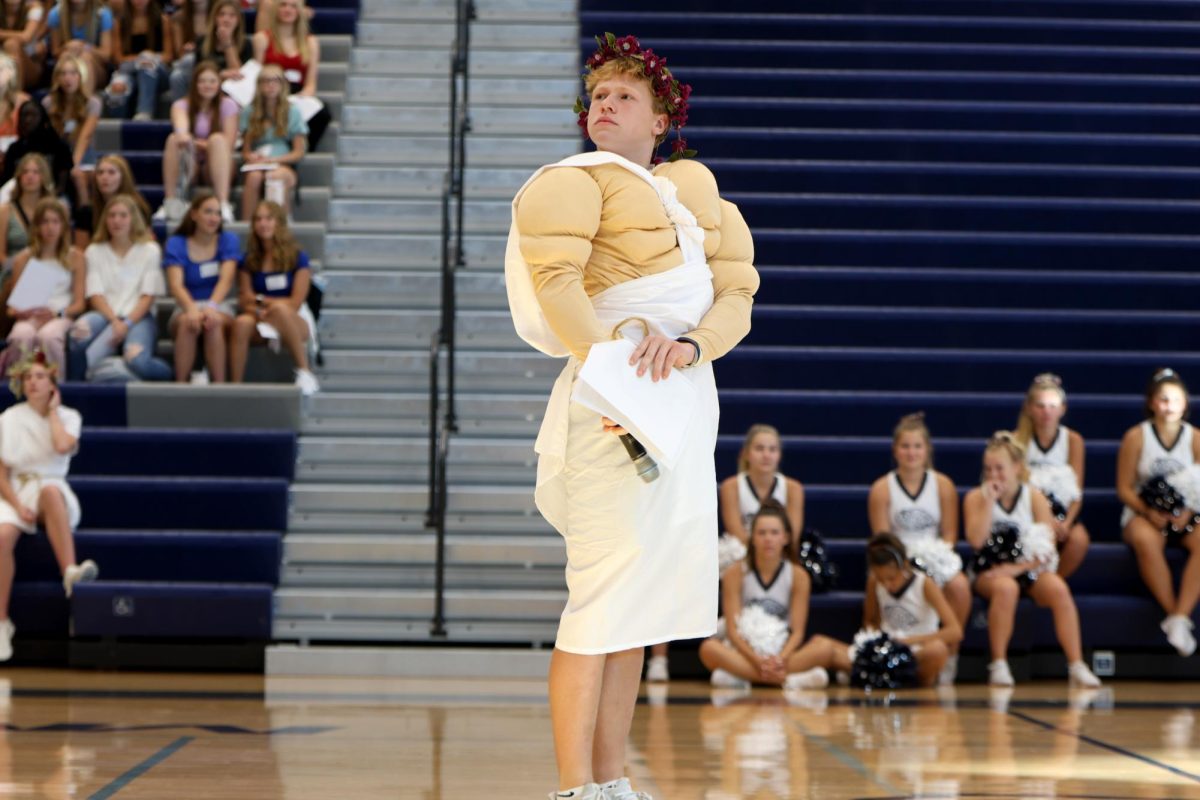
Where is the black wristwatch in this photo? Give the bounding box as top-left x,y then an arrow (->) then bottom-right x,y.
677,336 -> 701,367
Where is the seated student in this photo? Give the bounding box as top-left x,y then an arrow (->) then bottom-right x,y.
963,431 -> 1101,688
5,198 -> 84,369
76,154 -> 152,248
42,56 -> 100,219
156,60 -> 237,224
229,199 -> 317,394
698,502 -> 828,691
238,64 -> 305,220
167,0 -> 252,102
164,191 -> 238,382
103,0 -> 173,121
0,348 -> 99,661
0,102 -> 73,196
0,53 -> 28,156
47,0 -> 114,93
1014,373 -> 1090,579
783,533 -> 963,688
0,153 -> 55,275
252,0 -> 328,150
68,194 -> 170,380
866,412 -> 970,685
1116,368 -> 1200,657
0,0 -> 47,91
164,0 -> 201,99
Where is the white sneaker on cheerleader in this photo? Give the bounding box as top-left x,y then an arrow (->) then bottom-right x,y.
1068,660 -> 1101,688
0,619 -> 14,661
550,784 -> 601,800
599,777 -> 651,800
1162,615 -> 1197,657
783,667 -> 829,690
63,560 -> 99,598
937,654 -> 958,686
988,659 -> 1015,687
709,668 -> 749,689
644,655 -> 669,682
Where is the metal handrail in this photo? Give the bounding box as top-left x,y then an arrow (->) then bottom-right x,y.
426,0 -> 474,638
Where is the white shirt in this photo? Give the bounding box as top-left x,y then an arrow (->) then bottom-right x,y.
876,570 -> 939,638
741,561 -> 793,622
1136,420 -> 1194,484
737,471 -> 790,533
0,403 -> 80,479
888,469 -> 941,547
993,483 -> 1034,534
1027,426 -> 1071,468
84,241 -> 164,319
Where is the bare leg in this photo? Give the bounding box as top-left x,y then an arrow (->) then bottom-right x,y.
1057,523 -> 1090,579
1027,572 -> 1083,663
943,572 -> 972,655
591,648 -> 643,784
649,643 -> 668,659
162,133 -> 181,201
0,525 -> 20,620
38,487 -> 74,572
267,166 -> 296,215
262,304 -> 310,370
205,134 -> 233,204
242,171 -> 264,220
975,571 -> 1020,662
549,648 -> 605,790
1124,517 -> 1176,614
914,639 -> 949,687
202,317 -> 231,383
1174,531 -> 1200,619
172,315 -> 199,382
698,638 -> 761,683
228,314 -> 257,383
783,634 -> 852,675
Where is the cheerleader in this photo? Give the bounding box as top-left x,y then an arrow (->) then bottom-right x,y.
1116,368 -> 1200,657
698,502 -> 826,690
646,423 -> 802,682
963,432 -> 1100,687
778,533 -> 962,688
866,412 -> 969,684
1013,373 -> 1090,578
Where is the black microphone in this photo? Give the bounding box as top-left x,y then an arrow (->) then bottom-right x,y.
618,433 -> 660,483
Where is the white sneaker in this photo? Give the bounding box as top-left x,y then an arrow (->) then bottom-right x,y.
0,619 -> 14,662
220,201 -> 234,224
152,203 -> 169,222
132,111 -> 153,121
63,559 -> 99,598
599,777 -> 651,800
989,685 -> 1014,713
1162,615 -> 1197,657
550,784 -> 602,800
710,668 -> 749,689
783,666 -> 829,690
1067,660 -> 1101,688
645,655 -> 669,682
294,368 -> 320,397
937,654 -> 958,686
190,368 -> 209,385
988,659 -> 1015,687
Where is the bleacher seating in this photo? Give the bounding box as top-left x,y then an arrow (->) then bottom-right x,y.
582,0 -> 1200,673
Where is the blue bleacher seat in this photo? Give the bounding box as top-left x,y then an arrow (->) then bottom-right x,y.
71,582 -> 274,638
72,429 -> 297,481
70,477 -> 289,531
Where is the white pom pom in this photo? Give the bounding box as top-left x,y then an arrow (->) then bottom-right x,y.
1166,466 -> 1200,512
907,537 -> 963,587
735,604 -> 789,657
717,533 -> 748,574
1019,522 -> 1060,578
848,626 -> 882,662
1029,464 -> 1081,508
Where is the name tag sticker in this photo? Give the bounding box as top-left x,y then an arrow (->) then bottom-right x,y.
284,69 -> 302,84
265,273 -> 288,291
199,261 -> 219,278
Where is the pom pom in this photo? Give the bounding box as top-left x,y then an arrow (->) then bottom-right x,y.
1020,522 -> 1059,579
848,629 -> 918,690
1140,474 -> 1184,516
735,604 -> 789,658
907,537 -> 963,587
1166,466 -> 1200,513
797,527 -> 839,594
1029,464 -> 1081,517
971,521 -> 1023,575
717,533 -> 747,574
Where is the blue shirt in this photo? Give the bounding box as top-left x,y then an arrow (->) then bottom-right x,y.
163,232 -> 240,301
239,104 -> 307,159
241,250 -> 310,297
47,5 -> 112,43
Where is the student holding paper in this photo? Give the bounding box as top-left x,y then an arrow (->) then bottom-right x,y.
238,64 -> 304,221
506,34 -> 757,800
167,0 -> 251,102
252,0 -> 327,150
5,198 -> 84,370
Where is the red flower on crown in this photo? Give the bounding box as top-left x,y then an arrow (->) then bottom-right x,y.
574,33 -> 696,163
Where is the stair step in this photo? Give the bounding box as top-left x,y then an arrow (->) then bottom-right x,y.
324,232 -> 505,268
351,46 -> 577,77
357,21 -> 575,48
333,166 -> 530,199
337,133 -> 579,168
342,104 -> 576,136
320,270 -> 504,309
328,198 -> 509,234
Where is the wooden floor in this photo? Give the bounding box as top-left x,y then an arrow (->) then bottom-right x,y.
0,669 -> 1197,798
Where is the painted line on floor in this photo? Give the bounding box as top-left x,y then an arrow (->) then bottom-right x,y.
88,736 -> 194,799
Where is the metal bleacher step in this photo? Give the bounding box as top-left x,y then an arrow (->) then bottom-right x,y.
337,134 -> 579,168
358,21 -> 574,49
332,166 -> 533,199
360,0 -> 573,23
321,270 -> 504,309
275,586 -> 564,621
266,645 -> 552,678
348,75 -> 576,106
318,308 -> 520,349
324,231 -> 504,268
342,104 -> 575,137
297,435 -> 535,483
328,198 -> 509,233
315,352 -> 557,394
351,46 -> 577,78
299,390 -> 549,436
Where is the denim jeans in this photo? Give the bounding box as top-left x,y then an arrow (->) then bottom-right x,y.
106,60 -> 170,118
168,53 -> 195,102
69,310 -> 171,381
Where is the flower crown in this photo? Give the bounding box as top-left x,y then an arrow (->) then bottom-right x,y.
573,33 -> 695,163
7,347 -> 57,398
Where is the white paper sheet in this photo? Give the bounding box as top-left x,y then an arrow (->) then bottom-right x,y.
288,95 -> 324,122
8,258 -> 71,311
240,162 -> 280,172
573,338 -> 698,471
222,59 -> 261,107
